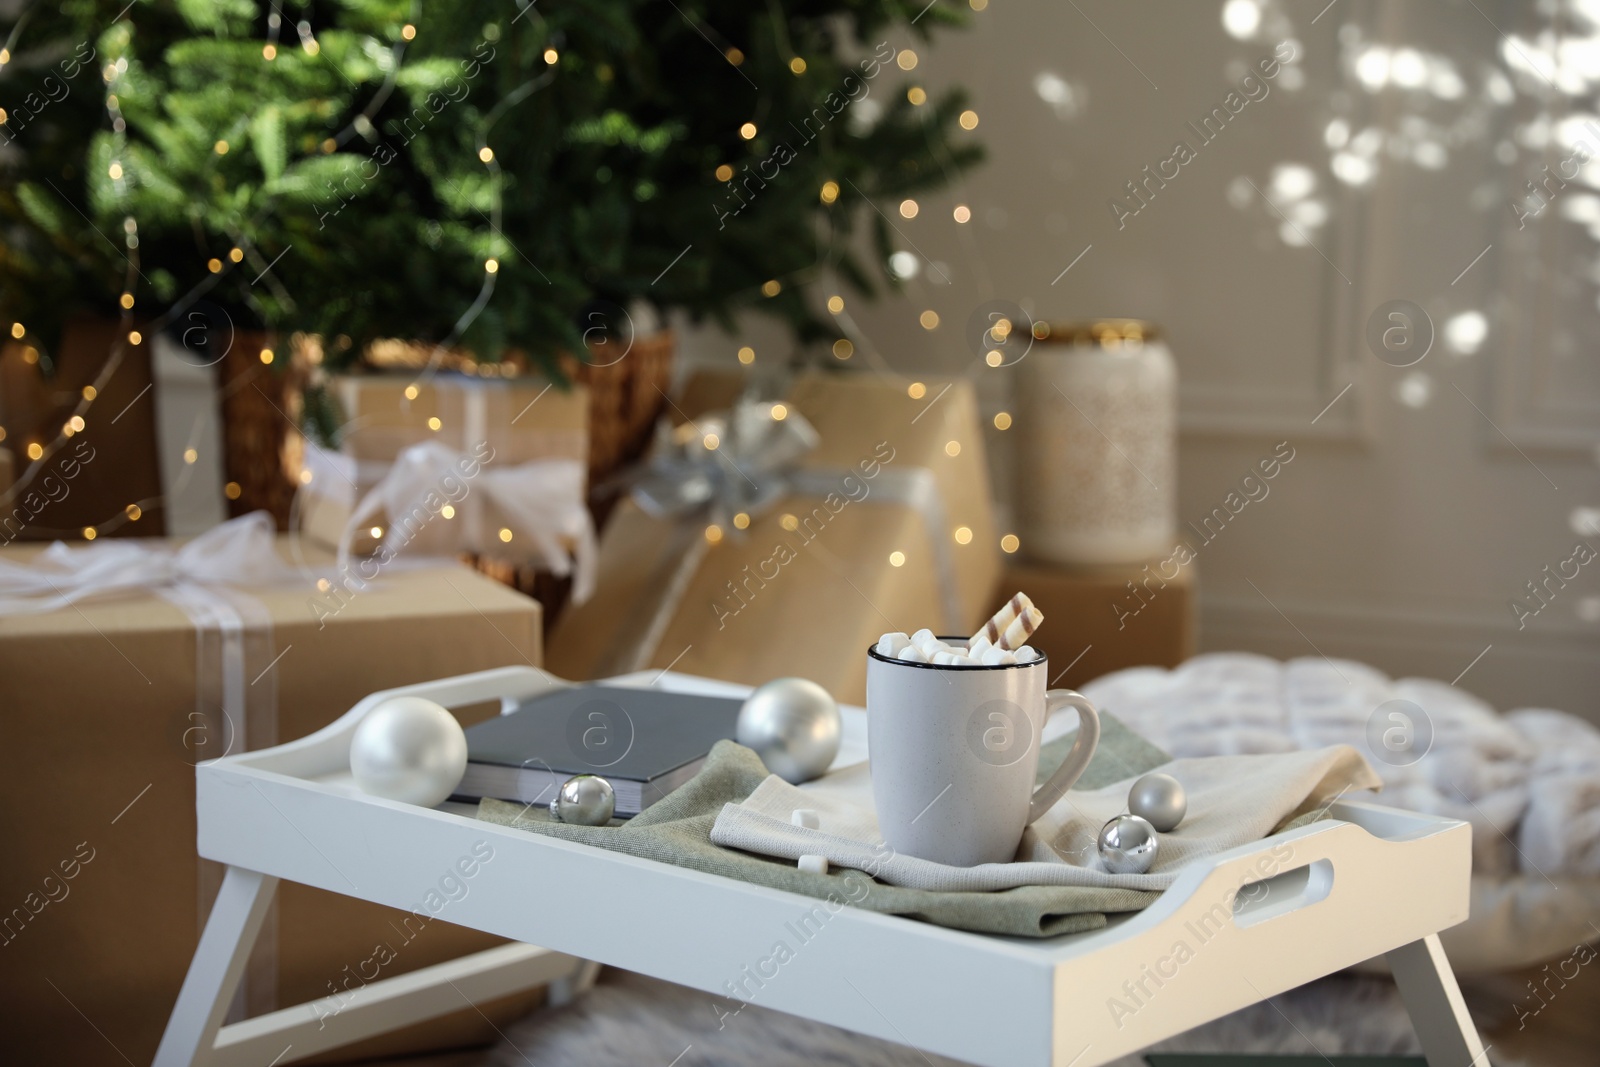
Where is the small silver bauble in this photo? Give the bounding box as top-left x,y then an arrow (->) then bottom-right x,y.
550,774 -> 616,826
1127,771 -> 1187,832
736,677 -> 842,784
349,696 -> 468,807
1097,814 -> 1160,875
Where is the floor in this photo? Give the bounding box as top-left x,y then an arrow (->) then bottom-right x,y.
342,1056 -> 484,1067
1476,961 -> 1600,1067
329,961 -> 1600,1067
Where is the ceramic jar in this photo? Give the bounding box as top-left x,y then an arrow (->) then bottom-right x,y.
1014,319 -> 1176,565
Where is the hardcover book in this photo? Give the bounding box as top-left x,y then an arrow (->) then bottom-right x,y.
454,685 -> 744,817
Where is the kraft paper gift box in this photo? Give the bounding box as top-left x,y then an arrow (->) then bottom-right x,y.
300,373 -> 590,559
549,370 -> 1003,703
0,521 -> 545,1066
992,559 -> 1197,691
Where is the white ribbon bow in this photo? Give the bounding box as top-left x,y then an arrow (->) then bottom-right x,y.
0,511 -> 295,615
337,440 -> 598,604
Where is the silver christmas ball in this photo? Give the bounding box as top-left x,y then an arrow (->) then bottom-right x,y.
1128,772 -> 1187,832
550,774 -> 615,826
1098,814 -> 1160,875
350,696 -> 468,807
736,677 -> 842,784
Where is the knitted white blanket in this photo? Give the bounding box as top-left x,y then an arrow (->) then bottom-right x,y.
1080,653 -> 1600,879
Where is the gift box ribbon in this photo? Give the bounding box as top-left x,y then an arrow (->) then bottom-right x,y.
599,398 -> 962,675
0,511 -> 294,1013
307,439 -> 599,603
0,511 -> 294,810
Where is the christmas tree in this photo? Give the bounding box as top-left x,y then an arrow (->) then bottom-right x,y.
0,0 -> 983,371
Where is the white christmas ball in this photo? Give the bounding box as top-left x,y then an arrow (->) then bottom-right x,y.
736,677 -> 842,784
350,696 -> 468,807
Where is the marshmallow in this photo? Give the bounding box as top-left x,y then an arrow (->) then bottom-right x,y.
980,646 -> 1017,666
876,632 -> 912,657
798,854 -> 829,874
791,808 -> 820,829
894,619 -> 1035,667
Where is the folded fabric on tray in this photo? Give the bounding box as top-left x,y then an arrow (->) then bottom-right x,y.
475,712 -> 1380,937
477,713 -> 1169,938
709,744 -> 1380,893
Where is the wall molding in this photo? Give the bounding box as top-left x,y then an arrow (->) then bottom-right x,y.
1200,592 -> 1598,721
1177,16 -> 1376,446
1488,16 -> 1600,458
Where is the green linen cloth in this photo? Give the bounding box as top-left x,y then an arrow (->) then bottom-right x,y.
477,713 -> 1170,938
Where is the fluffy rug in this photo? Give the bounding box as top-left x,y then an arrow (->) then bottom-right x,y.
1081,654 -> 1600,881
479,968 -> 1519,1067
1082,654 -> 1600,973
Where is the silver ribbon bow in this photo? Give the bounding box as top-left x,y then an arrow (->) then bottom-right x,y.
630,399 -> 821,529
594,395 -> 964,677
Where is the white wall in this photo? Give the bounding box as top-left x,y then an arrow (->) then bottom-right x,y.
677,0 -> 1600,720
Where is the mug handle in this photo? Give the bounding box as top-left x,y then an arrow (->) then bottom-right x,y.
1026,690 -> 1101,825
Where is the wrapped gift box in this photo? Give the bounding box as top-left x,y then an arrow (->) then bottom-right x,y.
993,558 -> 1197,690
549,370 -> 1002,703
0,529 -> 545,1065
300,373 -> 589,557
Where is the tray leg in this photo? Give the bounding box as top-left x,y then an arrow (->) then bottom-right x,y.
547,959 -> 602,1007
1388,934 -> 1489,1067
154,866 -> 279,1067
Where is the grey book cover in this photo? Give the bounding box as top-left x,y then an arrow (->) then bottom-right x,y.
456,685 -> 744,814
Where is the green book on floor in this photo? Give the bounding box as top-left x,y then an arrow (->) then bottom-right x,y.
1145,1056 -> 1427,1067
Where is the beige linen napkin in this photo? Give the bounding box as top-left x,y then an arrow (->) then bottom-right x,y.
709,745 -> 1381,892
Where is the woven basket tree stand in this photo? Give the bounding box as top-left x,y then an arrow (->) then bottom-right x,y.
218,333 -> 300,530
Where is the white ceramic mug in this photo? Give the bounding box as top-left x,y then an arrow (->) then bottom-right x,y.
866,639 -> 1101,867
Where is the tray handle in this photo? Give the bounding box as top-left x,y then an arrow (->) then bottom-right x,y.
1231,857 -> 1335,928
220,666 -> 570,775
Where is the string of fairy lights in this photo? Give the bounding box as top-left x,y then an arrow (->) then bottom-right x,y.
0,0 -> 492,540
3,0 -> 1014,567
0,21 -> 153,540
710,0 -> 1023,560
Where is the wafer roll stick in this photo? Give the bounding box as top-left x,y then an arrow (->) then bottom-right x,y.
973,592 -> 1043,651
996,609 -> 1042,651
974,591 -> 1032,647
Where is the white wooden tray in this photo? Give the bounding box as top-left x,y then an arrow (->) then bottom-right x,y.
156,666 -> 1487,1067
